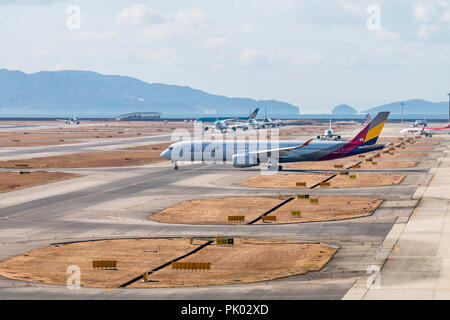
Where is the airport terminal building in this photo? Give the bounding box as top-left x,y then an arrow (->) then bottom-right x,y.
115,112 -> 161,121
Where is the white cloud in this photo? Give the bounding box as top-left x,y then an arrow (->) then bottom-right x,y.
74,30 -> 116,40
137,8 -> 206,40
203,37 -> 229,48
240,49 -> 265,64
372,27 -> 400,40
414,4 -> 427,21
154,48 -> 178,66
116,5 -> 161,25
339,1 -> 363,17
174,8 -> 205,27
241,23 -> 253,33
292,53 -> 321,65
440,10 -> 450,22
129,48 -> 179,66
417,24 -> 440,38
139,24 -> 172,40
36,49 -> 59,58
413,3 -> 438,22
375,46 -> 397,57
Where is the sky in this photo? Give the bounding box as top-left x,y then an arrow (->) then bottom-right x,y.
0,0 -> 449,113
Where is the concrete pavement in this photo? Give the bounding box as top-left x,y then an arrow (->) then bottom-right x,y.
344,142 -> 450,299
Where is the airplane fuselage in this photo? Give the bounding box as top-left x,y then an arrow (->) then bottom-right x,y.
160,139 -> 383,164
401,126 -> 450,136
425,126 -> 450,134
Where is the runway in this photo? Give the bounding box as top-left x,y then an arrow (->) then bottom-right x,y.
0,123 -> 448,299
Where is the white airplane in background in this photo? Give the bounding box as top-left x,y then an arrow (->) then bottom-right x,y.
203,108 -> 259,133
203,117 -> 251,133
411,119 -> 427,127
317,118 -> 341,141
57,114 -> 80,125
400,124 -> 450,137
247,118 -> 262,129
260,108 -> 281,128
251,108 -> 283,129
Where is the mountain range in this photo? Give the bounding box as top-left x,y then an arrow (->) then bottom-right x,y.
0,69 -> 300,117
363,99 -> 448,115
0,69 -> 447,118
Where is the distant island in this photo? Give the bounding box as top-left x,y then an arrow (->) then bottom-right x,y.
363,99 -> 448,115
328,100 -> 447,116
0,69 -> 300,117
331,104 -> 358,114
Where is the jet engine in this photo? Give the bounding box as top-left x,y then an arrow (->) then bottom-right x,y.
232,153 -> 260,168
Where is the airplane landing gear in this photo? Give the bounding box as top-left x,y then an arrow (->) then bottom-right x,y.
173,162 -> 179,170
268,159 -> 282,172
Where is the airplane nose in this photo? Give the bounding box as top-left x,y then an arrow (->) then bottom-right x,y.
160,149 -> 171,160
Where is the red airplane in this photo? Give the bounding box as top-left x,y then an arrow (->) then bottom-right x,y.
401,124 -> 450,137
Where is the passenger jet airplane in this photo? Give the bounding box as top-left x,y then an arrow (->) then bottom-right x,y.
160,111 -> 390,170
202,108 -> 259,133
56,114 -> 80,125
317,118 -> 341,141
400,124 -> 450,137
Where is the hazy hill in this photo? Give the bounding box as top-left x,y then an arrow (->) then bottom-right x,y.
331,104 -> 357,114
363,99 -> 447,114
0,69 -> 300,117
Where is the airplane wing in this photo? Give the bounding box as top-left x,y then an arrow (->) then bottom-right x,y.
231,121 -> 250,129
221,117 -> 240,124
246,139 -> 313,156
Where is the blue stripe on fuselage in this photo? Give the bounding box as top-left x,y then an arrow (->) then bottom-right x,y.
345,144 -> 384,157
360,136 -> 379,146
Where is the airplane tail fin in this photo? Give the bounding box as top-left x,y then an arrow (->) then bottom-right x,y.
249,107 -> 259,119
350,111 -> 389,146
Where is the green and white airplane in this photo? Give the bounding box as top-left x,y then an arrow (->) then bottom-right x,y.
161,112 -> 389,170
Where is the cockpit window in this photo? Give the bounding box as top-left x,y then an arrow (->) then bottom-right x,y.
169,146 -> 173,151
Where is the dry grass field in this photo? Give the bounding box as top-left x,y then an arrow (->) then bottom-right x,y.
347,152 -> 427,160
0,238 -> 337,288
131,239 -> 338,288
257,196 -> 382,224
0,121 -> 193,147
0,238 -> 202,288
0,150 -> 168,169
237,172 -> 404,189
287,160 -> 416,170
150,196 -> 381,225
150,196 -> 282,225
